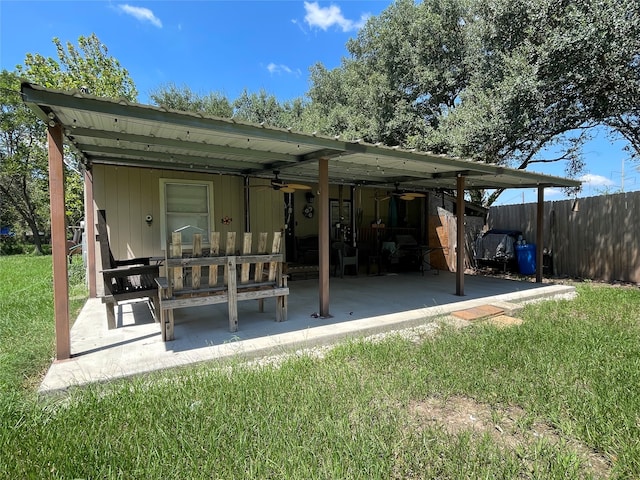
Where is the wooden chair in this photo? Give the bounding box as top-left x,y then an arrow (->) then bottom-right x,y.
96,210 -> 159,329
66,225 -> 83,263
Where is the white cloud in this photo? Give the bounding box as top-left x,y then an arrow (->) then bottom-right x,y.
118,4 -> 162,28
545,188 -> 563,197
267,63 -> 301,76
579,174 -> 614,187
304,2 -> 368,32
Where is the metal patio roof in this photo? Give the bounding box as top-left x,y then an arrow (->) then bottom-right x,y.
21,82 -> 581,192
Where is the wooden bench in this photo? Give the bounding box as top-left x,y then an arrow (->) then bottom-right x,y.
156,231 -> 289,341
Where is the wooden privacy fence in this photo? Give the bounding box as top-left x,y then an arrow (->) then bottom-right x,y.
156,231 -> 289,341
487,191 -> 640,283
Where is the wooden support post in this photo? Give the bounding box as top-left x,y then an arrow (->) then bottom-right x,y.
48,123 -> 70,360
536,186 -> 544,283
456,175 -> 466,296
244,176 -> 251,233
276,260 -> 287,322
350,185 -> 356,247
227,256 -> 238,332
318,157 -> 330,317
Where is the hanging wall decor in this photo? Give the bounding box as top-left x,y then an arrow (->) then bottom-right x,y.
303,204 -> 314,218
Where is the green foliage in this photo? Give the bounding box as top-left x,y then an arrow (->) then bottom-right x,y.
233,88 -> 289,126
0,70 -> 50,252
150,82 -> 233,117
63,167 -> 84,227
149,84 -> 309,131
0,34 -> 139,250
18,33 -> 137,101
0,236 -> 25,255
305,0 -> 640,204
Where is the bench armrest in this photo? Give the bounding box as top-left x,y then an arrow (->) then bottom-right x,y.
113,257 -> 152,267
101,264 -> 159,277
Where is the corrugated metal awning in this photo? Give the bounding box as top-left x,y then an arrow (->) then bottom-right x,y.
21,82 -> 581,192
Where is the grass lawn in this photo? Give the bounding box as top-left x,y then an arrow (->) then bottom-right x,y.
1,255 -> 639,479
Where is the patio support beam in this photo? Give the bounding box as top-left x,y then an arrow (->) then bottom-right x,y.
48,123 -> 71,360
318,157 -> 330,317
536,186 -> 544,283
84,169 -> 97,297
350,185 -> 356,248
243,176 -> 250,232
456,174 -> 465,296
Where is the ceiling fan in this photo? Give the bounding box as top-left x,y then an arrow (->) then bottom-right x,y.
376,183 -> 427,201
249,171 -> 312,193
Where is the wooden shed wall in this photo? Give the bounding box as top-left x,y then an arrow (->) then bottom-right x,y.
91,165 -> 285,293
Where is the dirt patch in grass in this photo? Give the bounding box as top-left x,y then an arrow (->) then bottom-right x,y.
408,395 -> 612,478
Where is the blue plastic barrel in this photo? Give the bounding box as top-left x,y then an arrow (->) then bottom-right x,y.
515,244 -> 536,275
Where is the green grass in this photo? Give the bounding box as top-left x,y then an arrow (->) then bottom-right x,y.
0,256 -> 86,392
1,255 -> 639,479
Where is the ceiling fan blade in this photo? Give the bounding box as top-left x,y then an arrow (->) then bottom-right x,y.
399,195 -> 416,201
404,192 -> 426,198
280,187 -> 296,193
287,183 -> 312,190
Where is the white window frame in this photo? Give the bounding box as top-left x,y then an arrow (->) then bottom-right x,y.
159,178 -> 214,250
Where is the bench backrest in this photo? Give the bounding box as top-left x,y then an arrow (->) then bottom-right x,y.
166,231 -> 283,296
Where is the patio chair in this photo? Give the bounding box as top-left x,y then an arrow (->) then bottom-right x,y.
66,225 -> 83,263
96,209 -> 159,329
333,241 -> 358,277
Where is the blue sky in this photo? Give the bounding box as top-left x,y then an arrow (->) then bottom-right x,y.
1,0 -> 638,205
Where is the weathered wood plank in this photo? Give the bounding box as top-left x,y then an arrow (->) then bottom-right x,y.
171,232 -> 183,290
224,232 -> 236,285
161,293 -> 229,309
236,287 -> 289,301
165,257 -> 228,267
226,231 -> 236,254
241,232 -> 252,284
268,231 -> 282,281
192,233 -> 202,289
255,232 -> 268,283
209,231 -> 220,286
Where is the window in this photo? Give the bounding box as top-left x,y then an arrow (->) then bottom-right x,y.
160,179 -> 214,248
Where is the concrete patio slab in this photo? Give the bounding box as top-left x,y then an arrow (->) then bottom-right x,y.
39,272 -> 576,393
